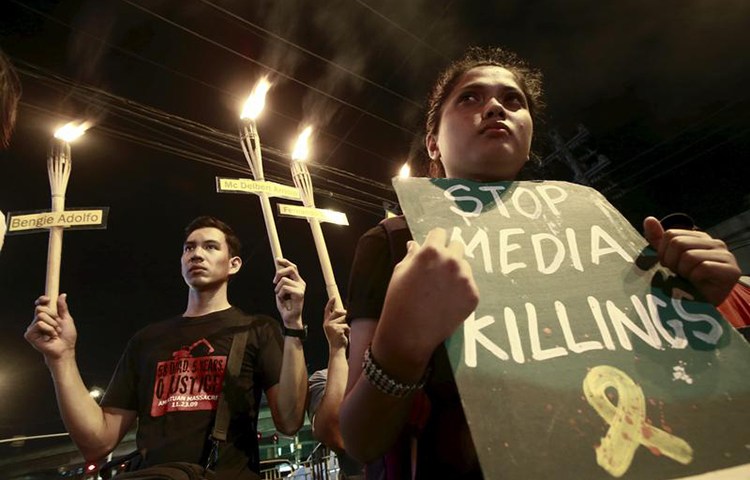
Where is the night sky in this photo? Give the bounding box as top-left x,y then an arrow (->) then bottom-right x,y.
1,0 -> 748,456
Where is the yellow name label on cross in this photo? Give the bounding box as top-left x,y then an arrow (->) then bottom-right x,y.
8,209 -> 107,232
583,365 -> 693,478
216,177 -> 300,200
277,204 -> 349,226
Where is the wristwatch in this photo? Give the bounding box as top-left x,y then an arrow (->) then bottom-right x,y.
282,325 -> 308,341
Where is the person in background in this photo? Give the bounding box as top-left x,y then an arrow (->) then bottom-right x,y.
307,298 -> 366,479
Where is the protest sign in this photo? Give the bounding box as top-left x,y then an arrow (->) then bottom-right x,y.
393,178 -> 750,479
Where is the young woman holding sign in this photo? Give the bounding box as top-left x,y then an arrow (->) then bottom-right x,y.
339,47 -> 741,479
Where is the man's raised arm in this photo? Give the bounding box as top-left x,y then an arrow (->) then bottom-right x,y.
267,258 -> 308,435
25,294 -> 136,460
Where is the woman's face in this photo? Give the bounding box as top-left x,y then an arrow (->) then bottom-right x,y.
426,66 -> 533,182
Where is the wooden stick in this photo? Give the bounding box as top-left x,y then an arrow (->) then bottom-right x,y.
45,139 -> 72,315
239,121 -> 293,311
308,216 -> 343,311
257,193 -> 283,261
291,160 -> 343,310
240,121 -> 284,262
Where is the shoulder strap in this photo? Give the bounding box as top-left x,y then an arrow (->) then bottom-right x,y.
379,216 -> 432,479
380,215 -> 411,267
211,325 -> 250,442
204,320 -> 251,472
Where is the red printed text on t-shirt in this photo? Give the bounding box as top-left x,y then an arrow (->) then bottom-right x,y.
151,355 -> 227,417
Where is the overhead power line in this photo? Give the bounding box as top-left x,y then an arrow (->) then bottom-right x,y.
17,60 -> 393,192
16,63 -> 397,214
198,0 -> 422,108
353,0 -> 448,60
22,100 -> 387,218
120,0 -> 417,136
321,0 -> 455,164
613,126 -> 750,198
9,0 -> 403,167
602,99 -> 747,177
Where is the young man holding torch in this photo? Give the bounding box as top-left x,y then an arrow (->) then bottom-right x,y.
25,216 -> 309,479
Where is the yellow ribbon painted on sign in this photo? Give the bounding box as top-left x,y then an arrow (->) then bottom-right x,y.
583,365 -> 693,478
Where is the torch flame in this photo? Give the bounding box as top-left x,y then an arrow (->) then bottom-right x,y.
292,126 -> 313,162
399,163 -> 411,178
54,122 -> 90,142
241,78 -> 272,120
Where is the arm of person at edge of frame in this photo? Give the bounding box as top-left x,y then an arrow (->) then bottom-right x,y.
311,298 -> 349,452
24,294 -> 136,461
0,211 -> 6,253
340,227 -> 479,462
643,216 -> 741,306
266,257 -> 309,436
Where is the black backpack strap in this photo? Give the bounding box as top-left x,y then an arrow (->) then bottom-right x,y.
379,215 -> 433,479
379,215 -> 411,267
212,327 -> 249,441
205,320 -> 251,471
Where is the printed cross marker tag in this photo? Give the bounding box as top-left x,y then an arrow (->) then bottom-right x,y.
277,203 -> 348,226
215,176 -> 301,200
5,208 -> 109,235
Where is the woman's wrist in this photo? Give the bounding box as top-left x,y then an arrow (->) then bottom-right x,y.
370,333 -> 433,385
362,345 -> 431,398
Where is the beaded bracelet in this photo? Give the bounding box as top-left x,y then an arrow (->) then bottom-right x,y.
362,346 -> 430,398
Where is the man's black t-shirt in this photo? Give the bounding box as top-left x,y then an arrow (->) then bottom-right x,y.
101,307 -> 283,479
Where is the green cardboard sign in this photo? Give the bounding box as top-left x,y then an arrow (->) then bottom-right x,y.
393,178 -> 750,479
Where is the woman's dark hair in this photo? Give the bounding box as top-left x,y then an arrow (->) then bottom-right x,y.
420,46 -> 545,177
0,50 -> 21,149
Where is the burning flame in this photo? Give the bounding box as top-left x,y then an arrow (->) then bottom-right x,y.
292,126 -> 313,162
399,163 -> 411,178
241,77 -> 271,120
54,122 -> 90,142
